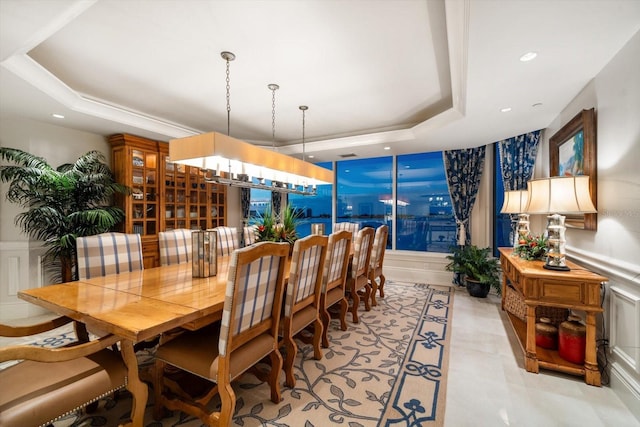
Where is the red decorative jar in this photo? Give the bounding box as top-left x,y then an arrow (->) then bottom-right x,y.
535,317 -> 558,350
558,315 -> 586,364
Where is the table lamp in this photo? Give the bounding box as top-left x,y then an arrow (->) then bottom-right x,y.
500,190 -> 529,248
525,176 -> 597,271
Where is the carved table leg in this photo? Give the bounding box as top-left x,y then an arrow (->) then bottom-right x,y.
120,339 -> 149,427
525,304 -> 539,373
584,311 -> 602,386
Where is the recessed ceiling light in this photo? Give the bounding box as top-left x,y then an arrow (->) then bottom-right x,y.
52,113 -> 65,119
519,51 -> 537,62
532,102 -> 543,107
383,146 -> 391,150
308,155 -> 314,158
500,107 -> 512,113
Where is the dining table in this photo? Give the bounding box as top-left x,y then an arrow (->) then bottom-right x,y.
18,257 -> 235,427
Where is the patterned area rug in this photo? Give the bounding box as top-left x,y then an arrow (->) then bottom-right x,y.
22,282 -> 453,427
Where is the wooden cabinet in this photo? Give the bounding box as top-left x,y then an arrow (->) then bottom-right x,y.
109,134 -> 227,268
498,248 -> 607,386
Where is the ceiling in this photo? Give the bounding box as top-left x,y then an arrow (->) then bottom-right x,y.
1,0 -> 639,163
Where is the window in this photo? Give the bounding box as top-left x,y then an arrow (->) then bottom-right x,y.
288,162 -> 333,237
396,152 -> 455,252
493,144 -> 511,256
336,157 -> 392,241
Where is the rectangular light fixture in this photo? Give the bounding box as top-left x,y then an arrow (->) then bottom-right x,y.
169,132 -> 333,194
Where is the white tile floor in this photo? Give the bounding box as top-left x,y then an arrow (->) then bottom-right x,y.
445,288 -> 640,427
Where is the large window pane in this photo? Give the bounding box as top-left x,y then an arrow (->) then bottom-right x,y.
396,152 -> 455,252
288,162 -> 333,237
336,157 -> 392,241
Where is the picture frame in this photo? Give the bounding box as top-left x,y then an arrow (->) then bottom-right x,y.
549,108 -> 597,230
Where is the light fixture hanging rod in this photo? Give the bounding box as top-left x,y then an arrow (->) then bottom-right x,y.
221,51 -> 235,137
299,105 -> 308,162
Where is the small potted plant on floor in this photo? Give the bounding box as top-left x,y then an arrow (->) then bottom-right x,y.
445,245 -> 501,298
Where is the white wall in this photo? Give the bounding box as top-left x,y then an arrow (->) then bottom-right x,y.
539,30 -> 640,419
0,117 -> 110,320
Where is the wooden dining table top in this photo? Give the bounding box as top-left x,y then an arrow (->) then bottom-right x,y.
18,258 -> 234,343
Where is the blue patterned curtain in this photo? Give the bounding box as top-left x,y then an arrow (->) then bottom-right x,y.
443,146 -> 486,246
241,188 -> 251,225
498,130 -> 542,191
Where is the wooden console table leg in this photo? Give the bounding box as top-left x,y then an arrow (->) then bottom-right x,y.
584,311 -> 602,386
120,339 -> 149,427
525,304 -> 539,373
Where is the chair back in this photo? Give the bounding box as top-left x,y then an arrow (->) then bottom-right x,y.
322,230 -> 352,294
213,226 -> 239,256
370,225 -> 388,271
351,227 -> 375,281
333,222 -> 360,242
219,241 -> 289,357
158,229 -> 192,266
284,235 -> 328,318
243,225 -> 259,246
76,232 -> 143,279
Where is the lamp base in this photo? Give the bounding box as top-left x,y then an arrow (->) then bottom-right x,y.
543,264 -> 571,272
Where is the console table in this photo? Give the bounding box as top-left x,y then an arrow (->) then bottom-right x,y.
498,248 -> 607,386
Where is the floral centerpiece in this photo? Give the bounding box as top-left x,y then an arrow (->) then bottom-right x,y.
252,204 -> 301,245
514,234 -> 548,260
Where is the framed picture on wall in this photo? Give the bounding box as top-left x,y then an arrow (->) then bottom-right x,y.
549,108 -> 597,230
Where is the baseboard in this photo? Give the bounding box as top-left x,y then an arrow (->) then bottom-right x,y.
610,361 -> 640,422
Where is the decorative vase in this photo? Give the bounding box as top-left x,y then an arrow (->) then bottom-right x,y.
559,315 -> 586,364
465,278 -> 490,298
535,317 -> 558,350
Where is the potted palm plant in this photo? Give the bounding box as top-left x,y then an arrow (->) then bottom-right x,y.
445,245 -> 501,298
0,148 -> 129,283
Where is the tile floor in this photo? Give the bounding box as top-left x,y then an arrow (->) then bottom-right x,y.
445,288 -> 640,427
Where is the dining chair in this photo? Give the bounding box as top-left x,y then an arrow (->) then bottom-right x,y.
281,234 -> 328,387
319,230 -> 352,348
76,232 -> 144,279
368,225 -> 389,306
346,227 -> 375,324
243,224 -> 259,246
333,222 -> 360,242
0,316 -> 127,427
213,226 -> 240,256
152,241 -> 290,426
158,228 -> 192,266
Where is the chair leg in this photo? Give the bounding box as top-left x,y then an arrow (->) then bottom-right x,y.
339,297 -> 348,331
218,380 -> 237,426
284,332 -> 297,387
370,276 -> 378,307
364,283 -> 372,312
152,359 -> 167,421
350,289 -> 360,324
312,317 -> 323,360
268,349 -> 283,403
320,302 -> 331,348
379,273 -> 386,298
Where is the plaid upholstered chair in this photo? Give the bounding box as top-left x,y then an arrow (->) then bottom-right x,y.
281,234 -> 328,387
158,229 -> 192,266
213,226 -> 239,256
319,230 -> 352,348
153,241 -> 289,426
333,222 -> 360,242
243,225 -> 259,246
368,225 -> 389,306
0,317 -> 127,427
346,227 -> 375,324
76,232 -> 144,279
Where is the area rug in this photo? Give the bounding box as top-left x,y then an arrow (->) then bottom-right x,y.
20,282 -> 453,427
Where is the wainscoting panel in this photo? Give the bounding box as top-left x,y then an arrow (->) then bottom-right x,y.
0,241 -> 48,321
610,286 -> 640,374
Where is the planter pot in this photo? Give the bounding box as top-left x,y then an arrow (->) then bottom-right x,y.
465,277 -> 490,298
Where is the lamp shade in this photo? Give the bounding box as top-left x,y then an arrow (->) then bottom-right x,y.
500,190 -> 529,214
525,176 -> 597,214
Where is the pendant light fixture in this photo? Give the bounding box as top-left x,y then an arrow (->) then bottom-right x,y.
168,51 -> 332,195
